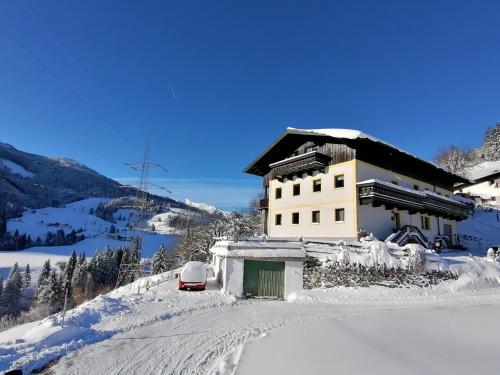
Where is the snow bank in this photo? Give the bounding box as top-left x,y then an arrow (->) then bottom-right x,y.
0,271 -> 234,373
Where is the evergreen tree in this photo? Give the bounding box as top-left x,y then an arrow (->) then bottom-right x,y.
24,264 -> 31,289
152,245 -> 170,274
2,263 -> 23,316
37,260 -> 51,297
480,124 -> 500,161
0,214 -> 6,236
63,251 -> 78,297
0,274 -> 4,316
37,270 -> 63,315
130,236 -> 142,265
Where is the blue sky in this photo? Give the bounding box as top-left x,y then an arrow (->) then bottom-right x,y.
1,1 -> 500,209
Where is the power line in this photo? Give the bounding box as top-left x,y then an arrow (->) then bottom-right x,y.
7,31 -> 136,152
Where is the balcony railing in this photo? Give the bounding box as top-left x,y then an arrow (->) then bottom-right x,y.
269,151 -> 331,180
357,180 -> 470,220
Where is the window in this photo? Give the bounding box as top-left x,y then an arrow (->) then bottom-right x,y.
334,208 -> 345,222
313,179 -> 322,192
393,212 -> 401,230
292,212 -> 300,224
275,214 -> 282,226
413,184 -> 420,191
334,174 -> 345,188
305,145 -> 318,153
312,210 -> 320,223
275,187 -> 282,199
420,216 -> 430,230
293,183 -> 301,196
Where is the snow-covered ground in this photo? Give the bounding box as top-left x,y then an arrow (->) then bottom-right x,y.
458,207 -> 500,250
1,251 -> 500,374
3,197 -> 178,270
236,305 -> 500,375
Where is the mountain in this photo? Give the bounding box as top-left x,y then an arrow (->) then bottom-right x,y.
0,142 -> 187,217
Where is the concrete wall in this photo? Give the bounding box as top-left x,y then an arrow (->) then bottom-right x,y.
284,260 -> 303,299
216,256 -> 304,299
223,258 -> 244,297
268,160 -> 358,239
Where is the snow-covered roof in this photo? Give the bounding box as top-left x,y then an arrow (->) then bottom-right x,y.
287,127 -> 450,173
464,161 -> 500,181
210,240 -> 306,259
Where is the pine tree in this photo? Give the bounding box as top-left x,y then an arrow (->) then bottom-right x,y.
152,245 -> 170,274
64,252 -> 77,287
0,274 -> 4,316
130,236 -> 142,265
2,263 -> 23,316
38,260 -> 51,291
24,264 -> 31,289
37,269 -> 64,315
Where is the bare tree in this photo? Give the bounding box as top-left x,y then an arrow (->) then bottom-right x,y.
434,146 -> 470,175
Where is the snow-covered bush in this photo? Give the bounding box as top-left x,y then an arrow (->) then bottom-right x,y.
405,244 -> 426,273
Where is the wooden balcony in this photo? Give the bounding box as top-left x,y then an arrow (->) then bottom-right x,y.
259,198 -> 269,210
269,151 -> 331,180
358,180 -> 470,221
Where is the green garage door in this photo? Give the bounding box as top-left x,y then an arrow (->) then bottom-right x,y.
243,260 -> 285,299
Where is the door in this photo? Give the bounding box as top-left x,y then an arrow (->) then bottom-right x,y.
443,224 -> 453,246
243,260 -> 285,299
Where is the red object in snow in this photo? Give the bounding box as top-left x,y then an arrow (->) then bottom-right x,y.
178,261 -> 207,291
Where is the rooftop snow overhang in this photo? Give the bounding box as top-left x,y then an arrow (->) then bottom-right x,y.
210,240 -> 307,260
244,127 -> 471,187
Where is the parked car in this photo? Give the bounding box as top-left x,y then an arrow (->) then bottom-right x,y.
178,261 -> 207,291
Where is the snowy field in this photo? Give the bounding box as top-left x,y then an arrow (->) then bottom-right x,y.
236,305 -> 500,375
2,198 -> 179,282
1,252 -> 500,374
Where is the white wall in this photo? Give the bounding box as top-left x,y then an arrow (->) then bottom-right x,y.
284,260 -> 303,299
358,204 -> 458,245
222,258 -> 244,297
356,161 -> 459,245
268,160 -> 357,239
356,160 -> 455,196
458,180 -> 500,205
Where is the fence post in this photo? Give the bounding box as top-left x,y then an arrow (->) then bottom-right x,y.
61,287 -> 69,328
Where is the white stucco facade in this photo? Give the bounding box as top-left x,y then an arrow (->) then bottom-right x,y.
456,179 -> 500,206
210,240 -> 306,299
265,159 -> 462,245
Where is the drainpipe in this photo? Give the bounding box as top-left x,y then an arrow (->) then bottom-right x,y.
433,184 -> 441,236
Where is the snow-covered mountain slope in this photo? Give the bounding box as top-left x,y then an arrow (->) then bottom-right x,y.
0,158 -> 34,178
1,198 -> 179,286
184,199 -> 225,215
1,253 -> 500,374
0,142 -> 182,210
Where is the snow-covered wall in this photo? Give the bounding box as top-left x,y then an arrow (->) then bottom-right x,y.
284,260 -> 303,298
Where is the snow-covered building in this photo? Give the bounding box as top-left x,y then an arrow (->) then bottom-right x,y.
455,161 -> 500,206
245,128 -> 471,247
210,239 -> 306,299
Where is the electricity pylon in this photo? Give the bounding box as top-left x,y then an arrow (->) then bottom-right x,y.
124,142 -> 170,228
